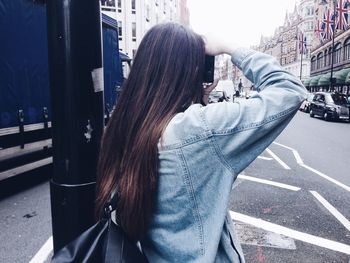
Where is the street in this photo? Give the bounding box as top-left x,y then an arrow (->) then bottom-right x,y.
231,111 -> 350,262
0,111 -> 349,262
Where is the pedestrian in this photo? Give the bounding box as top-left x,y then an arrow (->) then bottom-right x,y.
95,22 -> 306,263
236,89 -> 240,98
238,79 -> 243,93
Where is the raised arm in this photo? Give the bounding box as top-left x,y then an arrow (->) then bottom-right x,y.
200,46 -> 307,176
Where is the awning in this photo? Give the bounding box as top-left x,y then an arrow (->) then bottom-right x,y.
119,51 -> 132,62
344,70 -> 350,84
309,75 -> 322,86
334,68 -> 350,85
303,78 -> 311,87
318,73 -> 331,86
102,13 -> 118,30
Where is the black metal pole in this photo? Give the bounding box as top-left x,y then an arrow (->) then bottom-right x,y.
330,0 -> 337,91
300,50 -> 303,80
46,0 -> 104,253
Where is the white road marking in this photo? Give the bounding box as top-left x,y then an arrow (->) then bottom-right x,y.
301,164 -> 350,193
273,141 -> 350,193
238,174 -> 301,191
310,191 -> 350,232
273,142 -> 304,165
257,156 -> 273,161
29,236 -> 53,263
230,211 -> 350,255
266,148 -> 291,170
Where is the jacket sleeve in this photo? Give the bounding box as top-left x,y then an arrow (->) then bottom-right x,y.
200,48 -> 307,176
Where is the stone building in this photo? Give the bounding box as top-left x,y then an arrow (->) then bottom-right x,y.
306,0 -> 350,95
101,0 -> 189,61
256,0 -> 314,81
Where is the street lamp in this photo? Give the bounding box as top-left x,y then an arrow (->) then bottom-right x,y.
320,0 -> 337,91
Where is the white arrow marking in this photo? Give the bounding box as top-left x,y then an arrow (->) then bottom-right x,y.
273,141 -> 350,193
230,211 -> 350,255
273,142 -> 304,165
266,148 -> 291,170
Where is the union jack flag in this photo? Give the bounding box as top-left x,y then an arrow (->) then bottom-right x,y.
299,33 -> 307,55
315,19 -> 325,42
321,8 -> 335,40
335,0 -> 349,30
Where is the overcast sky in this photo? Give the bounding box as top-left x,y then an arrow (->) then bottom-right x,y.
187,0 -> 299,47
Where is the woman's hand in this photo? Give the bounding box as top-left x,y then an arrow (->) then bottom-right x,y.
202,79 -> 219,105
202,34 -> 238,56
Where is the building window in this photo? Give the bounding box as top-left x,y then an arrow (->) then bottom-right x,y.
334,43 -> 342,64
344,38 -> 350,61
324,50 -> 328,66
306,7 -> 314,16
101,0 -> 116,7
132,49 -> 137,58
101,0 -> 116,11
316,52 -> 323,69
281,57 -> 285,65
118,21 -> 122,40
311,56 -> 316,71
117,0 -> 121,12
132,22 -> 136,41
132,0 -> 136,14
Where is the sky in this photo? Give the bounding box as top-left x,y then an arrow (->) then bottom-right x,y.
187,0 -> 299,47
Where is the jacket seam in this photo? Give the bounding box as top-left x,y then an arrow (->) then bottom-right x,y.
225,216 -> 244,262
177,148 -> 205,255
160,105 -> 298,151
206,105 -> 299,174
212,105 -> 298,135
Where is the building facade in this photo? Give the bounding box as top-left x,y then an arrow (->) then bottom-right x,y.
308,0 -> 350,94
256,1 -> 314,81
101,0 -> 189,60
283,0 -> 314,80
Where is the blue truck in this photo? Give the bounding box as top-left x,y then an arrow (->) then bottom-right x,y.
0,0 -> 125,180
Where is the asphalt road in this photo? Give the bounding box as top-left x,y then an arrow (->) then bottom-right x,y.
231,110 -> 350,262
0,111 -> 349,262
0,167 -> 52,263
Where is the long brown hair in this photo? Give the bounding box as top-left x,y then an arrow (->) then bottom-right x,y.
95,23 -> 205,240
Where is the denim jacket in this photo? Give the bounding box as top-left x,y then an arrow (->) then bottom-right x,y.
141,48 -> 307,262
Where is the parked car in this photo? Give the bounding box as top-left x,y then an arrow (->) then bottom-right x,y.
309,92 -> 350,121
299,93 -> 314,113
208,90 -> 229,103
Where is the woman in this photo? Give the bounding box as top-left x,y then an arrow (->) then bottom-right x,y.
96,23 -> 306,262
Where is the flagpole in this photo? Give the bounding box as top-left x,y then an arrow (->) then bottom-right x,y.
300,48 -> 303,80
330,0 -> 337,91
